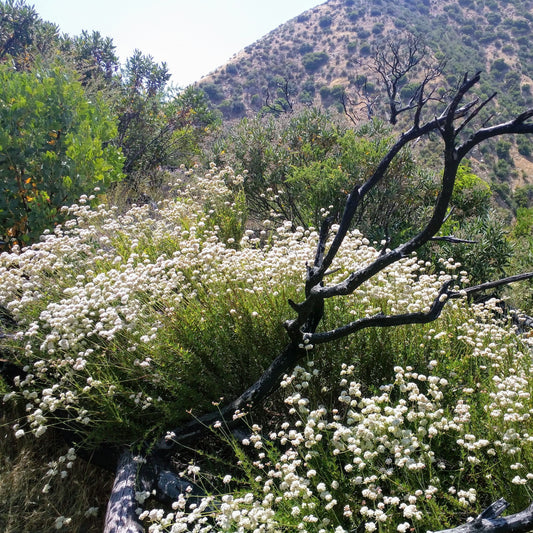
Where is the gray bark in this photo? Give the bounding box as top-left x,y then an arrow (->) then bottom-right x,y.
434,499 -> 533,533
103,450 -> 144,533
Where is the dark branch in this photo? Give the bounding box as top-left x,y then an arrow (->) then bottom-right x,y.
153,341 -> 305,453
103,451 -> 144,533
309,281 -> 452,344
431,236 -> 477,244
449,272 -> 533,299
458,109 -> 533,159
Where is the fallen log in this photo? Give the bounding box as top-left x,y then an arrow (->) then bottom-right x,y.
103,450 -> 144,533
139,454 -> 206,506
433,498 -> 533,533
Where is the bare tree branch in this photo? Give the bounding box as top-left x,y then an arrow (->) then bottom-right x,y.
433,498 -> 533,533
262,77 -> 295,116
374,34 -> 445,124
285,74 -> 485,336
103,451 -> 144,533
309,281 -> 453,344
431,236 -> 477,244
449,272 -> 533,299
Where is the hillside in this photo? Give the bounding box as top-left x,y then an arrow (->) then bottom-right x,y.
197,0 -> 533,192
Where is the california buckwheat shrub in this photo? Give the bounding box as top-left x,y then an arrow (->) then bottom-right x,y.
2,164 -> 532,531
141,305 -> 533,532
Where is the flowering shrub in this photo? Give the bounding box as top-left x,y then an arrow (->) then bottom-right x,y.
141,301 -> 533,532
1,164 -> 532,531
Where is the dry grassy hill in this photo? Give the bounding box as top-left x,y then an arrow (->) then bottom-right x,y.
196,0 -> 533,194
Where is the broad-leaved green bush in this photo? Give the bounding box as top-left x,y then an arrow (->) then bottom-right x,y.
213,111 -> 439,243
0,62 -> 124,247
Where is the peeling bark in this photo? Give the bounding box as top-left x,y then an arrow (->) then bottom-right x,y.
103,450 -> 144,533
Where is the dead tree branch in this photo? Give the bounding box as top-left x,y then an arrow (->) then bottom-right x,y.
431,235 -> 477,244
103,450 -> 144,533
262,77 -> 295,116
449,272 -> 533,299
374,33 -> 445,124
153,72 -> 533,458
433,498 -> 533,533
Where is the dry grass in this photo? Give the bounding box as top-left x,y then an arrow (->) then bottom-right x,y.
0,407 -> 114,533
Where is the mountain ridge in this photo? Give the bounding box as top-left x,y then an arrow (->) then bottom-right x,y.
197,0 -> 533,116
196,0 -> 533,192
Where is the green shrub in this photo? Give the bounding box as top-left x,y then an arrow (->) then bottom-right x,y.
298,42 -> 314,55
437,213 -> 513,286
301,51 -> 329,73
517,136 -> 532,157
450,163 -> 492,218
0,63 -> 123,248
319,15 -> 332,29
347,10 -> 359,21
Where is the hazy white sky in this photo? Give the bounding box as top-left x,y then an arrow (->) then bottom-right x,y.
29,0 -> 326,87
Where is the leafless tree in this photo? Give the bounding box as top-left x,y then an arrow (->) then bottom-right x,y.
374,33 -> 446,124
340,80 -> 380,124
262,76 -> 295,116
340,33 -> 445,126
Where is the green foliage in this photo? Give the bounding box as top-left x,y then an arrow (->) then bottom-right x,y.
212,109 -> 441,240
286,160 -> 348,226
492,158 -> 511,179
371,22 -> 385,34
360,43 -> 372,56
0,0 -> 60,70
211,108 -> 344,227
319,15 -> 332,29
514,184 -> 533,208
0,62 -> 123,246
517,135 -> 532,157
495,139 -> 512,161
346,41 -> 357,53
202,82 -> 225,102
116,52 -> 217,187
491,58 -> 510,79
225,63 -> 238,75
513,206 -> 533,237
438,214 -> 513,286
508,208 -> 533,312
451,163 -> 492,218
297,42 -> 313,55
64,30 -> 119,86
301,51 -> 329,73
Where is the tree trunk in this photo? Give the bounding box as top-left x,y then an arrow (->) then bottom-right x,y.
434,499 -> 533,533
103,450 -> 144,533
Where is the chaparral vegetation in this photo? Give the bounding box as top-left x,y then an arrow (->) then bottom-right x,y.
1,1 -> 533,533
2,162 -> 533,532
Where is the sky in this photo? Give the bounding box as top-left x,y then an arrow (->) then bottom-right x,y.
29,0 -> 326,87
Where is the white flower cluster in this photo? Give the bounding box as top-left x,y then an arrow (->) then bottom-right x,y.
2,164 -> 532,531
141,301 -> 533,532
